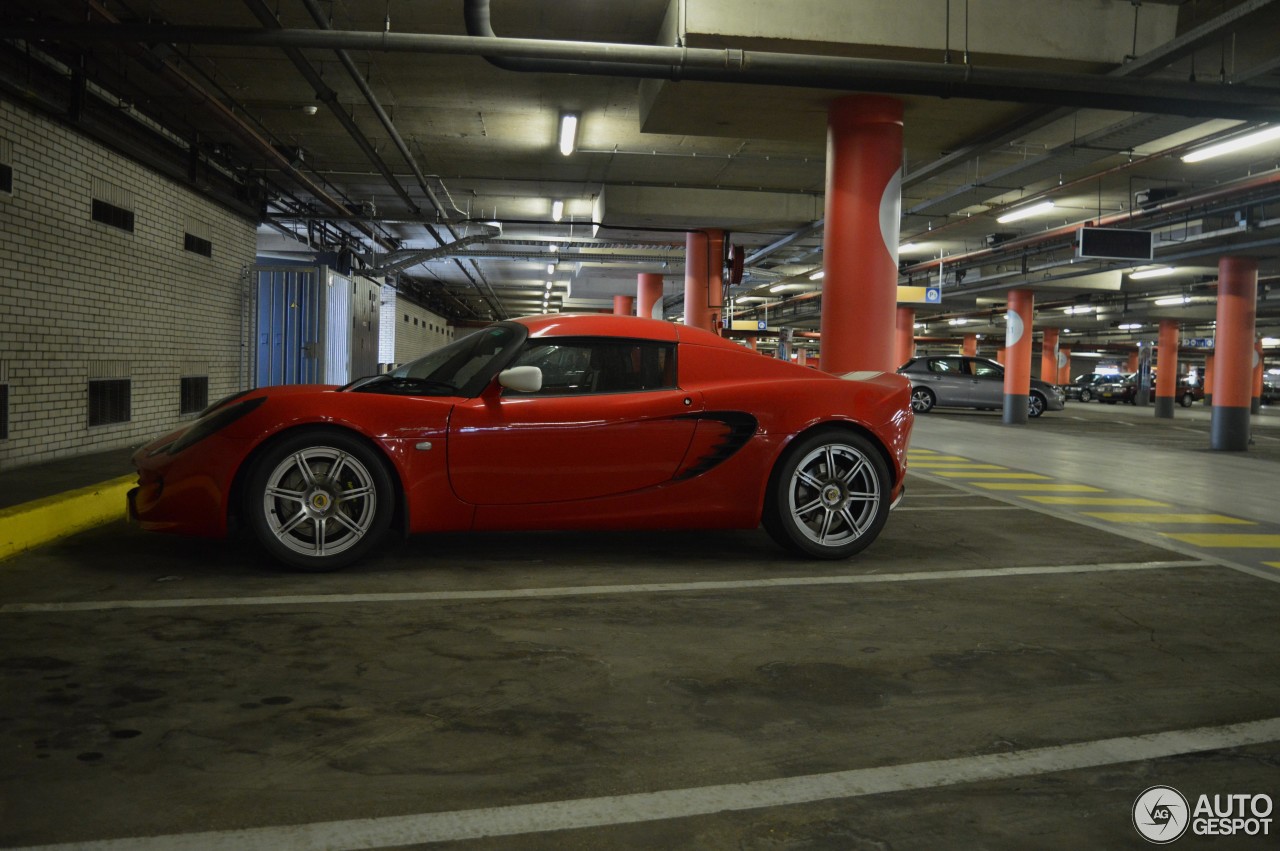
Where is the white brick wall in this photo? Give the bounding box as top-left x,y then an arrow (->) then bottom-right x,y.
390,291 -> 455,367
0,98 -> 257,470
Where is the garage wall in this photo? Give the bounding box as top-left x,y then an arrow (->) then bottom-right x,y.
0,98 -> 257,470
391,297 -> 455,366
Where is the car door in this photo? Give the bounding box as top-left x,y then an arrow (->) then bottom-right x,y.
966,357 -> 1006,408
911,356 -> 969,407
447,337 -> 701,505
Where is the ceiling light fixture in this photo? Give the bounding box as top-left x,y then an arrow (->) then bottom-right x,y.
1182,124 -> 1280,163
1130,266 -> 1177,279
899,242 -> 921,253
1154,295 -> 1190,306
546,262 -> 556,276
551,199 -> 564,222
1062,305 -> 1094,315
558,112 -> 579,156
996,200 -> 1055,224
809,269 -> 825,281
1119,323 -> 1143,330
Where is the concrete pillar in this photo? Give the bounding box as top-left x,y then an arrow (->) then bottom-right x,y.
1211,257 -> 1257,451
819,95 -> 903,373
637,273 -> 664,321
1154,319 -> 1179,418
1253,341 -> 1265,414
962,334 -> 978,356
1057,346 -> 1072,385
894,306 -> 915,367
1205,354 -> 1215,406
1040,327 -> 1059,383
613,295 -> 635,316
1003,289 -> 1034,425
684,229 -> 724,333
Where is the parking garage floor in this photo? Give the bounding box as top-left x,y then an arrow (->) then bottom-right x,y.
1,402 -> 1278,850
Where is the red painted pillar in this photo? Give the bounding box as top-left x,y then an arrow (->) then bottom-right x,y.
1057,346 -> 1072,385
637,273 -> 664,321
1154,319 -> 1179,418
1003,289 -> 1035,424
684,229 -> 724,333
962,334 -> 978,356
1211,257 -> 1257,450
1254,340 -> 1265,413
894,306 -> 915,367
1127,350 -> 1140,373
1204,354 -> 1215,405
819,95 -> 902,373
1040,328 -> 1059,383
613,295 -> 635,316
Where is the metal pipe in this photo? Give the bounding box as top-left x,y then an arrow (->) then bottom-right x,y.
12,23 -> 1280,120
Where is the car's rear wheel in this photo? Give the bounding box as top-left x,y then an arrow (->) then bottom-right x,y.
1180,392 -> 1194,408
910,387 -> 935,413
1080,388 -> 1093,402
1028,392 -> 1046,418
763,430 -> 892,560
244,429 -> 394,571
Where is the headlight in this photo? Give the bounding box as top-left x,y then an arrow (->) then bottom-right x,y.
166,396 -> 267,454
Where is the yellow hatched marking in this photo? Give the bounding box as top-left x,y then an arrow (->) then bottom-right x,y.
934,472 -> 1050,480
1026,496 -> 1172,507
910,463 -> 1009,470
1162,533 -> 1280,548
1083,513 -> 1255,525
907,448 -> 941,455
974,483 -> 1106,493
906,454 -> 971,461
1266,562 -> 1280,569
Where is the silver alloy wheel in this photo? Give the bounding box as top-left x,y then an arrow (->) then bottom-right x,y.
261,445 -> 378,559
786,442 -> 881,549
910,387 -> 934,413
1028,393 -> 1045,417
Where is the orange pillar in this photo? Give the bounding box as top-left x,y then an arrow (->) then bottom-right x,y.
962,334 -> 978,356
684,230 -> 724,333
1127,350 -> 1140,373
894,306 -> 915,367
613,295 -> 635,316
819,95 -> 902,373
1003,289 -> 1035,424
1211,257 -> 1257,451
1040,328 -> 1059,383
637,273 -> 664,321
1057,346 -> 1072,385
1154,319 -> 1179,418
1254,340 -> 1265,413
1204,354 -> 1215,405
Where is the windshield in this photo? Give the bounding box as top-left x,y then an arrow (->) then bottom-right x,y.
353,323 -> 526,397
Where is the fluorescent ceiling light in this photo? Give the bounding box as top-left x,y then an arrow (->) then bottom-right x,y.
545,281 -> 553,290
1062,305 -> 1094,315
551,199 -> 564,222
1154,295 -> 1190,306
1260,337 -> 1278,346
1130,266 -> 1177,279
948,318 -> 969,326
558,112 -> 579,156
546,263 -> 556,276
1182,124 -> 1280,163
899,242 -> 922,253
1119,323 -> 1143,330
809,269 -> 825,280
996,200 -> 1055,224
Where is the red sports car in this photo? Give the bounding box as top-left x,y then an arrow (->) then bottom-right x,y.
129,314 -> 913,571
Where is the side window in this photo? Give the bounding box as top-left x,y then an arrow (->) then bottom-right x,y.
971,360 -> 1002,378
928,357 -> 964,374
505,339 -> 676,396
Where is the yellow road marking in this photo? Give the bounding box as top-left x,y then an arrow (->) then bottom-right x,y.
1266,562 -> 1280,569
974,483 -> 1107,493
909,463 -> 1009,470
934,472 -> 1051,480
0,475 -> 135,561
1083,513 -> 1255,525
906,454 -> 972,461
1026,496 -> 1172,507
1162,533 -> 1280,548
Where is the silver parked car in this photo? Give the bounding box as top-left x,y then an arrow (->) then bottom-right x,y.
898,355 -> 1066,418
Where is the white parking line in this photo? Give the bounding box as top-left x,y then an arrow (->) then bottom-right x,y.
14,716 -> 1280,850
0,561 -> 1206,614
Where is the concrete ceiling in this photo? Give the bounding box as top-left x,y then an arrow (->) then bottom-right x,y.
4,0 -> 1280,356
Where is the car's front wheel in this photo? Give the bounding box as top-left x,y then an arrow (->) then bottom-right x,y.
910,387 -> 936,414
1180,392 -> 1194,408
244,428 -> 394,571
1028,392 -> 1046,418
763,430 -> 892,560
1080,388 -> 1093,402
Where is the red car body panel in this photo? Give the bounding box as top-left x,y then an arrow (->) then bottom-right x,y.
130,314 -> 913,544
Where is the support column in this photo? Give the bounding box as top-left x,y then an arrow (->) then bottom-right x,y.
962,334 -> 978,356
613,295 -> 635,316
1205,354 -> 1215,406
1003,289 -> 1034,425
637,273 -> 665,321
819,95 -> 903,373
1211,257 -> 1257,451
1154,319 -> 1179,418
894,306 -> 915,367
1253,341 -> 1265,414
1040,328 -> 1059,384
1127,350 -> 1140,373
684,230 -> 724,333
1057,346 -> 1072,385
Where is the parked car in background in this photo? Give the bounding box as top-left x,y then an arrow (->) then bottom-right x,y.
1066,372 -> 1113,402
1262,381 -> 1279,405
898,355 -> 1066,418
130,314 -> 915,571
1098,373 -> 1203,407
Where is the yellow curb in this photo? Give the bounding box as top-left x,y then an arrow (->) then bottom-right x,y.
0,475 -> 135,561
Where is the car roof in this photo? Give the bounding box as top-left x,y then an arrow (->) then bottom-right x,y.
514,313 -> 741,351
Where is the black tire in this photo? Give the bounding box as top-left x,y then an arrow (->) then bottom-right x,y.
1028,392 -> 1046,418
1079,388 -> 1093,402
910,387 -> 935,414
762,429 -> 892,560
1179,392 -> 1193,408
243,428 -> 394,571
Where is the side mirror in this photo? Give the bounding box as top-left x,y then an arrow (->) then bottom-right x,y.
498,365 -> 542,393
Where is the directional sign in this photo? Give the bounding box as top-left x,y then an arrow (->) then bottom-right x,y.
898,285 -> 942,304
